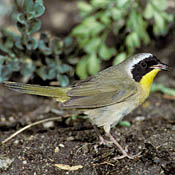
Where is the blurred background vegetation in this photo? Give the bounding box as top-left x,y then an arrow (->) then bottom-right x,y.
0,0 -> 174,87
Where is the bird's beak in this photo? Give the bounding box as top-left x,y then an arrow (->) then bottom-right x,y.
150,63 -> 168,71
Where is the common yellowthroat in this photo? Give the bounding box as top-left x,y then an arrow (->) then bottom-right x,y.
3,53 -> 168,159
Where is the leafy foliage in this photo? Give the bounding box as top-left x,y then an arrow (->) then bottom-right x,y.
72,0 -> 174,79
0,0 -> 74,86
0,0 -> 174,84
151,83 -> 175,96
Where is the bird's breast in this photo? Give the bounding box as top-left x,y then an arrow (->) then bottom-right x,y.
138,69 -> 160,103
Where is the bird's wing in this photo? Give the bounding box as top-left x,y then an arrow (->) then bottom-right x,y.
62,66 -> 137,108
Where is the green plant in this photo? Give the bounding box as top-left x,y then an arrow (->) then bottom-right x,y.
151,83 -> 175,96
72,0 -> 174,79
0,0 -> 174,83
0,0 -> 74,86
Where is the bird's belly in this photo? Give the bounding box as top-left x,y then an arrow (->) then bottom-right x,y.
85,94 -> 140,131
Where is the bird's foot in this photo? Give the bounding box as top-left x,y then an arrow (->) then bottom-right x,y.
99,135 -> 113,146
108,132 -> 142,160
113,151 -> 141,160
93,125 -> 142,159
93,125 -> 113,146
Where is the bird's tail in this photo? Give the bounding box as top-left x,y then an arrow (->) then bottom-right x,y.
3,81 -> 70,102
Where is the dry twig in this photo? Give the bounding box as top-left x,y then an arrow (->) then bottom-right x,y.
1,117 -> 62,145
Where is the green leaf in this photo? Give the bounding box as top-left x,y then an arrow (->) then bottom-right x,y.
151,83 -> 175,96
15,38 -> 24,50
64,37 -> 73,47
25,37 -> 38,50
47,68 -> 56,79
87,18 -> 105,36
37,63 -> 57,81
152,0 -> 167,11
27,0 -> 45,20
161,12 -> 173,22
91,0 -> 108,8
16,21 -> 27,34
0,67 -> 11,82
77,37 -> 90,48
84,37 -> 101,53
0,56 -> 5,64
57,74 -> 69,87
153,12 -> 165,35
16,13 -> 26,24
22,0 -> 33,13
8,59 -> 20,72
38,40 -> 52,55
16,0 -> 24,7
111,8 -> 123,21
46,57 -> 58,68
72,24 -> 90,36
51,38 -> 63,55
117,0 -> 129,8
0,57 -> 20,82
99,43 -> 116,60
37,66 -> 49,80
72,17 -> 104,37
113,52 -> 127,65
32,1 -> 45,18
78,2 -> 92,13
99,11 -> 111,25
57,64 -> 72,74
128,10 -> 147,37
28,19 -> 41,35
76,57 -> 88,79
20,58 -> 35,77
125,32 -> 140,53
0,44 -> 10,54
136,14 -> 148,38
119,121 -> 131,127
144,3 -> 154,19
87,53 -> 100,75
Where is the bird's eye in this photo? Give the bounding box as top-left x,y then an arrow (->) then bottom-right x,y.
140,61 -> 147,69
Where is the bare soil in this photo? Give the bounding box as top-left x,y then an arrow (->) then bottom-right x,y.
0,81 -> 175,175
0,38 -> 175,174
0,1 -> 175,174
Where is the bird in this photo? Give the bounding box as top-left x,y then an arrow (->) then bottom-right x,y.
3,53 -> 168,159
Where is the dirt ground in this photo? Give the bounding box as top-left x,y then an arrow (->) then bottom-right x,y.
1,1 -> 175,175
0,35 -> 175,174
0,84 -> 175,175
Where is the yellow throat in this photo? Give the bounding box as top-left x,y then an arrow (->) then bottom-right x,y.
139,69 -> 160,102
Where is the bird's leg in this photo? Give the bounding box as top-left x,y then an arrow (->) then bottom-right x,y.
107,132 -> 141,160
93,125 -> 141,159
93,125 -> 112,146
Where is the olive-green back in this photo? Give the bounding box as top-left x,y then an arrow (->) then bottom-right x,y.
62,63 -> 137,108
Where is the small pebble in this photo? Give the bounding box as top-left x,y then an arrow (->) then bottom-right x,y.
13,140 -> 19,145
9,116 -> 15,122
55,147 -> 59,153
0,156 -> 14,170
59,144 -> 64,148
66,136 -> 74,141
43,121 -> 55,128
23,160 -> 27,165
135,116 -> 145,121
81,143 -> 89,154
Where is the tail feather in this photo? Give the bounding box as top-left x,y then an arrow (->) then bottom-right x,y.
3,81 -> 70,102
